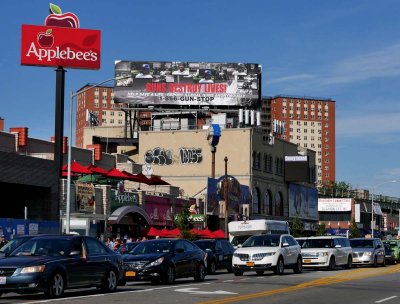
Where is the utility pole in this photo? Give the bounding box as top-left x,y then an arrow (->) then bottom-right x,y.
224,156 -> 229,239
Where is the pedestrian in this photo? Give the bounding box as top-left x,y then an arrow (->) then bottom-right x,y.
0,235 -> 8,249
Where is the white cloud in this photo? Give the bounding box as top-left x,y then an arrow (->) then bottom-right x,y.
268,74 -> 314,85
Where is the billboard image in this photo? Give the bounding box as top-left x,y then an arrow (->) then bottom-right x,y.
207,176 -> 251,217
288,184 -> 318,220
114,61 -> 261,107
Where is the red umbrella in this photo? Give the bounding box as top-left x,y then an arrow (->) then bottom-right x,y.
135,172 -> 151,184
106,168 -> 134,180
147,227 -> 162,237
160,228 -> 181,238
148,175 -> 170,185
62,171 -> 77,177
86,164 -> 108,175
196,228 -> 214,239
212,229 -> 226,239
62,161 -> 92,174
190,228 -> 201,235
121,170 -> 151,184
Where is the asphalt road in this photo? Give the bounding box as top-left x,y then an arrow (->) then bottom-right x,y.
0,264 -> 399,304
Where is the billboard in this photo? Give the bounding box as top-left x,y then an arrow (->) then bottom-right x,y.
284,155 -> 310,182
288,184 -> 318,220
114,61 -> 261,106
206,176 -> 251,217
318,198 -> 352,212
21,25 -> 101,69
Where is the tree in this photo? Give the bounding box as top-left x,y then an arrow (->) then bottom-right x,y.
173,204 -> 196,240
348,217 -> 360,238
316,222 -> 326,236
291,217 -> 305,237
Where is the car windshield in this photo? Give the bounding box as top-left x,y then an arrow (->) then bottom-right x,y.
0,237 -> 30,255
296,239 -> 306,247
242,235 -> 280,247
10,238 -> 71,257
195,242 -> 215,251
130,241 -> 172,254
302,239 -> 333,249
231,235 -> 251,247
118,242 -> 139,254
349,239 -> 374,248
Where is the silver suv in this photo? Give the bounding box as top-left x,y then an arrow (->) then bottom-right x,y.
349,238 -> 385,267
232,234 -> 302,276
301,236 -> 353,270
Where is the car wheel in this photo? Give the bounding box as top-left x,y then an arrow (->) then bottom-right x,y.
233,270 -> 243,276
293,256 -> 302,273
45,272 -> 65,298
274,257 -> 284,275
208,261 -> 216,274
344,256 -> 352,269
163,266 -> 175,284
256,271 -> 264,275
101,268 -> 118,293
327,257 -> 336,271
194,263 -> 206,282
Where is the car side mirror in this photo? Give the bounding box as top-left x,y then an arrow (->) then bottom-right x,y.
237,244 -> 242,248
70,250 -> 81,256
282,242 -> 289,248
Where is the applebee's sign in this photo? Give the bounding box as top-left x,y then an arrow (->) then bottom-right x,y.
20,3 -> 100,69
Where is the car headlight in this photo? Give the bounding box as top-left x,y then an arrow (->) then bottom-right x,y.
364,252 -> 372,256
20,265 -> 46,273
318,252 -> 329,257
146,257 -> 164,267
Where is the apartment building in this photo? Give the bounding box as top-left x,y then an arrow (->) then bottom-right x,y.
265,95 -> 336,185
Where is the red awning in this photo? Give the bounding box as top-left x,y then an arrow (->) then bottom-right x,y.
62,161 -> 92,174
121,170 -> 151,184
106,168 -> 134,180
196,228 -> 214,239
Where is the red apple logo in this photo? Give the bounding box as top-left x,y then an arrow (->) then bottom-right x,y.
37,29 -> 54,48
44,3 -> 79,28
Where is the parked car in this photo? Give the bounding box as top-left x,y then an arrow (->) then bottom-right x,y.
384,243 -> 396,265
116,242 -> 140,255
0,235 -> 124,298
383,240 -> 400,262
232,234 -> 302,276
300,236 -> 353,270
122,238 -> 207,284
349,238 -> 385,267
194,239 -> 234,274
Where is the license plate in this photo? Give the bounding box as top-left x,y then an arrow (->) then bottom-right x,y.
353,258 -> 359,262
0,277 -> 6,284
303,259 -> 311,263
246,261 -> 255,267
125,271 -> 136,277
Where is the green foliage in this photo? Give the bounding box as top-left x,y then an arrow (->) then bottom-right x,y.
348,218 -> 360,238
173,204 -> 196,240
319,180 -> 352,197
291,217 -> 305,237
316,222 -> 326,236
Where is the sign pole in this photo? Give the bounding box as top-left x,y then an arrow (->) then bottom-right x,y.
54,67 -> 65,190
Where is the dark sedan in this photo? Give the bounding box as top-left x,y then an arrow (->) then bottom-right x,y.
384,243 -> 396,265
194,239 -> 234,274
0,235 -> 124,298
122,238 -> 207,284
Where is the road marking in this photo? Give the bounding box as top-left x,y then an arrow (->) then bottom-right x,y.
375,296 -> 398,303
175,287 -> 237,295
196,264 -> 400,304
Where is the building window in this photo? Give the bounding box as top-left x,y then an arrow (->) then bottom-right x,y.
110,119 -> 114,124
111,111 -> 115,116
118,120 -> 123,124
94,102 -> 99,108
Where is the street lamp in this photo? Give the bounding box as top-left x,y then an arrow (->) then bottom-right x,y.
65,75 -> 132,234
371,180 -> 398,238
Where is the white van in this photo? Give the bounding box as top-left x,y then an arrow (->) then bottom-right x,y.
301,236 -> 353,270
228,219 -> 290,248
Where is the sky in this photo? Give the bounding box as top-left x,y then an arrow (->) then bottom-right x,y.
1,0 -> 400,197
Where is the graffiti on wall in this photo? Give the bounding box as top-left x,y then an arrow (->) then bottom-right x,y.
144,147 -> 203,165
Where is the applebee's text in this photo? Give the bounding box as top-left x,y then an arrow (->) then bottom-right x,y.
26,43 -> 98,62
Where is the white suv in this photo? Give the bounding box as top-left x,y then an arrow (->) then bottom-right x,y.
232,234 -> 302,276
301,236 -> 353,270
